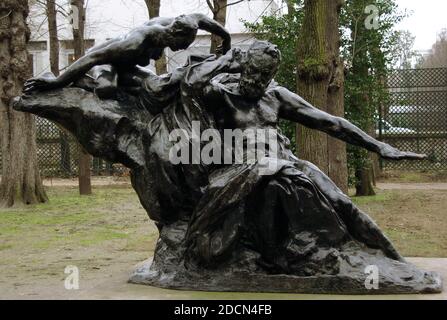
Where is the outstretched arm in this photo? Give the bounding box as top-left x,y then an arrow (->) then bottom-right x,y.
24,30 -> 148,93
24,37 -> 141,92
275,87 -> 426,160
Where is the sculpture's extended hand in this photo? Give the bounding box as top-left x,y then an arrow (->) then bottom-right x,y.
276,86 -> 427,161
380,145 -> 427,160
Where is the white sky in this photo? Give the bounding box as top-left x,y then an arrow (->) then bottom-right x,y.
82,0 -> 447,52
396,0 -> 447,52
83,0 -> 271,43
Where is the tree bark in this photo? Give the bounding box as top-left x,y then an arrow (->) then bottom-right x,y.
356,127 -> 377,196
347,0 -> 377,197
46,0 -> 59,76
144,0 -> 159,18
0,0 -> 48,207
296,0 -> 348,193
296,0 -> 331,174
355,167 -> 376,197
71,0 -> 85,60
71,0 -> 91,195
325,0 -> 348,193
144,0 -> 167,75
208,0 -> 227,54
46,0 -> 71,175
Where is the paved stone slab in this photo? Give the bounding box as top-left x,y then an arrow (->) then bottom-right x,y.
8,258 -> 443,300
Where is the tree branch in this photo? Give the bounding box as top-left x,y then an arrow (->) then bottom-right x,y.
57,9 -> 68,17
34,0 -> 71,16
0,10 -> 12,21
221,0 -> 245,10
206,0 -> 217,14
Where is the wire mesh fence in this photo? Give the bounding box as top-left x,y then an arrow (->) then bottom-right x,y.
0,117 -> 128,178
379,68 -> 447,170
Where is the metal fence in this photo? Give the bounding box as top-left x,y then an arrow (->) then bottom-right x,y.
0,117 -> 127,178
379,68 -> 447,170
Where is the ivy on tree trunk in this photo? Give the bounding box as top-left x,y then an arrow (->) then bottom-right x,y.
296,0 -> 348,193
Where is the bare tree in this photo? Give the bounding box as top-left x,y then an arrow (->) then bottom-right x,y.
206,0 -> 244,54
143,0 -> 167,74
421,29 -> 447,68
46,0 -> 60,76
0,0 -> 48,207
71,0 -> 92,195
392,30 -> 419,69
144,0 -> 160,19
43,0 -> 71,175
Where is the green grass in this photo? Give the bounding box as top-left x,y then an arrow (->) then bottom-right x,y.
351,192 -> 397,205
0,185 -> 445,268
351,189 -> 447,257
0,186 -> 153,251
379,170 -> 447,183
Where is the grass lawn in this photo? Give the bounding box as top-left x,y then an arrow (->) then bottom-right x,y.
0,183 -> 446,297
378,170 -> 447,183
353,189 -> 447,257
0,185 -> 157,297
0,185 -> 155,253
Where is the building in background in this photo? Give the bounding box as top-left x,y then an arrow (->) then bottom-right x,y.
28,0 -> 281,77
18,0 -> 282,177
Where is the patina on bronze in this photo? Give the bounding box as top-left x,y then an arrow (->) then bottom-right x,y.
15,14 -> 442,294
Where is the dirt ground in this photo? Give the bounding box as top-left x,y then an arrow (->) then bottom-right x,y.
0,176 -> 446,299
0,184 -> 155,299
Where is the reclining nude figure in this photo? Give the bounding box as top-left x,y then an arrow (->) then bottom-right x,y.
15,36 -> 442,293
23,13 -> 231,98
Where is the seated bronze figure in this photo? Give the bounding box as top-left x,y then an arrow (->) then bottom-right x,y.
15,14 -> 442,294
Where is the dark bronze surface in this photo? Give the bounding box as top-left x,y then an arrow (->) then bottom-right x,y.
14,16 -> 442,294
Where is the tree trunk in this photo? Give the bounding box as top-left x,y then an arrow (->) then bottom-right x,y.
348,1 -> 378,197
144,0 -> 159,18
296,0 -> 331,174
46,0 -> 59,76
325,0 -> 348,193
46,0 -> 71,175
59,131 -> 71,176
296,0 -> 347,192
371,152 -> 379,187
71,0 -> 85,61
208,0 -> 227,54
356,126 -> 377,196
71,0 -> 92,195
0,0 -> 48,207
355,167 -> 376,197
144,0 -> 167,75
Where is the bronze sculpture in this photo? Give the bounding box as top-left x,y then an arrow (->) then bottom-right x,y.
23,13 -> 231,98
15,14 -> 442,294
